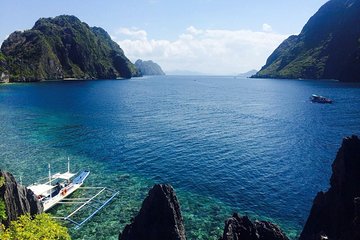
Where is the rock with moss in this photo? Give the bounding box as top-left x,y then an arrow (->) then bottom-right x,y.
254,0 -> 360,82
0,52 -> 9,83
1,15 -> 141,82
135,59 -> 165,76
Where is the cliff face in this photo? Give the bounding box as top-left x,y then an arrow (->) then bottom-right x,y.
1,15 -> 140,82
220,213 -> 289,240
254,0 -> 360,82
0,171 -> 43,226
135,59 -> 165,76
300,135 -> 360,240
119,184 -> 186,240
0,51 -> 9,83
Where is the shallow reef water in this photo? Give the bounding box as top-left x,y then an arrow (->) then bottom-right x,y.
1,76 -> 360,239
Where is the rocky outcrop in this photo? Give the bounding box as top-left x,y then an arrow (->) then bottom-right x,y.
0,72 -> 10,83
0,171 -> 43,226
254,0 -> 360,82
135,59 -> 165,76
300,135 -> 360,240
118,135 -> 360,240
119,184 -> 186,240
0,52 -> 9,83
220,213 -> 289,240
1,15 -> 140,82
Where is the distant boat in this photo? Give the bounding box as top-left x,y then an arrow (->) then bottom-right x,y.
310,94 -> 332,104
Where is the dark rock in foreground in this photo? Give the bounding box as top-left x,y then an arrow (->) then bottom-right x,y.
135,59 -> 165,76
300,135 -> 360,240
220,213 -> 289,240
119,184 -> 186,240
0,171 -> 43,226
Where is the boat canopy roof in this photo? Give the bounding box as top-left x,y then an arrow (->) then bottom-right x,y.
52,172 -> 75,180
28,184 -> 55,195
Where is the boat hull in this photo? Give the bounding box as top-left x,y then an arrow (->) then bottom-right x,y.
42,170 -> 90,211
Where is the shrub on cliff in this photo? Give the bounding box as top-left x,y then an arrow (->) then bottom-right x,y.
0,176 -> 7,222
0,213 -> 70,240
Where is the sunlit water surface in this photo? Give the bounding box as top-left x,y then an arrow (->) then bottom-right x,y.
1,76 -> 360,239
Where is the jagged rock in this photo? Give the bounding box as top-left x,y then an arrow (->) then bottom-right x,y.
135,59 -> 165,76
0,72 -> 10,83
119,184 -> 186,240
0,171 -> 43,226
300,135 -> 360,240
220,213 -> 289,240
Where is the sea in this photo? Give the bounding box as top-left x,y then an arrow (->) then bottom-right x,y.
1,76 -> 360,239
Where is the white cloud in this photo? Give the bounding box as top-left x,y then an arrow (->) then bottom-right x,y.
115,27 -> 147,41
186,26 -> 204,35
113,26 -> 289,75
262,23 -> 273,32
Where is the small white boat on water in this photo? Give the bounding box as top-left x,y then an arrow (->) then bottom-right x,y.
27,158 -> 119,229
28,159 -> 89,212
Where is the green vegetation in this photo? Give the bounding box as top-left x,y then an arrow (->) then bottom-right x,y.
0,176 -> 6,222
0,52 -> 7,73
0,213 -> 71,240
0,176 -> 7,237
0,176 -> 70,239
0,52 -> 5,62
0,201 -> 6,223
1,15 -> 140,82
254,0 -> 360,82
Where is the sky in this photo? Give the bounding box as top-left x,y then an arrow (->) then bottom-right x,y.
0,0 -> 328,75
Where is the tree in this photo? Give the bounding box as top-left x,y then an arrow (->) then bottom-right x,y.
0,176 -> 70,239
0,213 -> 71,240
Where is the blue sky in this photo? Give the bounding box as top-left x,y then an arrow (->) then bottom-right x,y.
0,0 -> 328,74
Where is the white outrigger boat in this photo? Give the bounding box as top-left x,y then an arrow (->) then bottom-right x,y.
28,159 -> 89,212
27,158 -> 118,229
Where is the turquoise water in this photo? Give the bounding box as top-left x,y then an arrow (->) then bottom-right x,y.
1,76 -> 360,239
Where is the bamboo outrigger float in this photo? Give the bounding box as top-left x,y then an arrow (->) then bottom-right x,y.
27,158 -> 119,229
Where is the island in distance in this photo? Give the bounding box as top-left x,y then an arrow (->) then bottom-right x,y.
237,69 -> 257,78
135,59 -> 165,76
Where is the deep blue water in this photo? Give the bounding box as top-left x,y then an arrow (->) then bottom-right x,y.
1,76 -> 360,239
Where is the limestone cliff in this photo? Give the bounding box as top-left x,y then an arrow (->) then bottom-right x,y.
0,51 -> 9,83
300,135 -> 360,240
0,171 -> 43,226
119,184 -> 186,240
254,0 -> 360,82
220,213 -> 289,240
1,15 -> 140,82
135,59 -> 165,76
